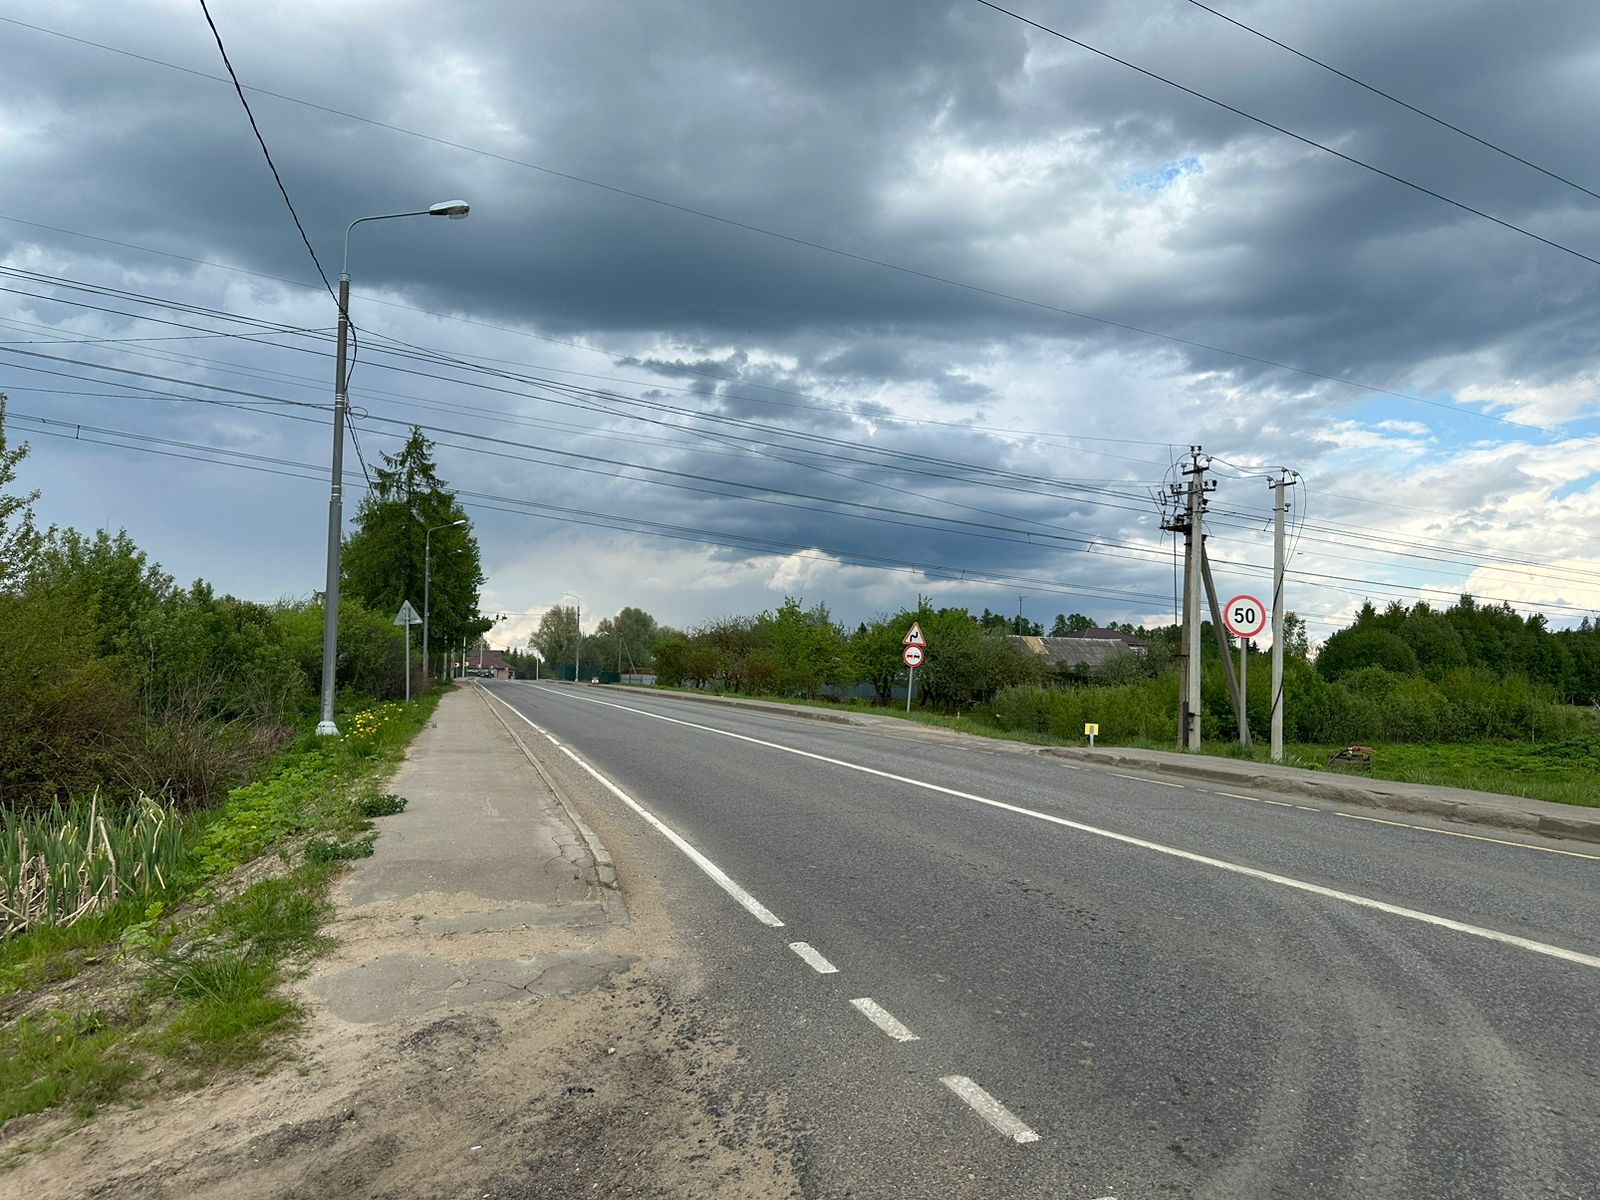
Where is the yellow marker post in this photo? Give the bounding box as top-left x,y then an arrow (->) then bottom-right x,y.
1084,722 -> 1099,747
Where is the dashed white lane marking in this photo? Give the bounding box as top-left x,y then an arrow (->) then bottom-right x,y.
940,1075 -> 1040,1144
1261,799 -> 1295,808
1109,771 -> 1185,789
534,688 -> 1600,973
850,997 -> 920,1042
482,691 -> 785,928
1334,812 -> 1600,861
789,942 -> 839,973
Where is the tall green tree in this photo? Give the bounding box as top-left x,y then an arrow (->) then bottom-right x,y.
531,605 -> 580,678
593,606 -> 660,672
0,397 -> 41,593
340,428 -> 487,668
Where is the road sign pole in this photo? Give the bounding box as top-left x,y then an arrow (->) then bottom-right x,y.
1238,638 -> 1245,729
906,664 -> 914,713
404,623 -> 411,703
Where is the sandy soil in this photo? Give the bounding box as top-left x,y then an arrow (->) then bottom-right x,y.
6,822 -> 802,1199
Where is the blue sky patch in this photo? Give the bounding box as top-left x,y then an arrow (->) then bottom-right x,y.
1117,155 -> 1203,192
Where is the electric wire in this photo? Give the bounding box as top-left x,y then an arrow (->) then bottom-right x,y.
194,0 -> 336,306
8,267 -> 1600,596
973,0 -> 1600,274
1182,0 -> 1600,205
0,16 -> 1568,435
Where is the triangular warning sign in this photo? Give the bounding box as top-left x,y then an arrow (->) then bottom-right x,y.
902,621 -> 926,647
393,600 -> 422,626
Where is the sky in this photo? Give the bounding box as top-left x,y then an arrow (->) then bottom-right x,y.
2,0 -> 1599,653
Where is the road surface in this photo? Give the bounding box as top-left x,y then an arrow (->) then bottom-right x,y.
482,680 -> 1599,1199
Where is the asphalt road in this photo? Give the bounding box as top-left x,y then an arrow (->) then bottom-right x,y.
481,681 -> 1600,1200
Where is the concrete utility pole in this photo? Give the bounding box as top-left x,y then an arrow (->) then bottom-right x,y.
1163,447 -> 1212,750
1269,470 -> 1298,761
1200,542 -> 1251,749
314,270 -> 352,737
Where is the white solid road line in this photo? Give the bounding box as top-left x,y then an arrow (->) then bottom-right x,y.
940,1075 -> 1040,1144
540,687 -> 1600,973
1333,812 -> 1600,861
849,997 -> 920,1042
789,941 -> 839,974
482,690 -> 785,928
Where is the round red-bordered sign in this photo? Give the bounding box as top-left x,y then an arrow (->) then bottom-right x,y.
902,644 -> 925,667
1223,595 -> 1268,639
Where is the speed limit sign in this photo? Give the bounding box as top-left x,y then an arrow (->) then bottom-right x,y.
1223,595 -> 1268,639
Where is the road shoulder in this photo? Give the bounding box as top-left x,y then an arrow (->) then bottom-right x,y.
10,685 -> 800,1199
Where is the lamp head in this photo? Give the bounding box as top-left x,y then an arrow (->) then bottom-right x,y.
429,200 -> 471,219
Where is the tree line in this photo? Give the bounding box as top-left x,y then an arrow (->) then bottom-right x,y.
0,404 -> 487,810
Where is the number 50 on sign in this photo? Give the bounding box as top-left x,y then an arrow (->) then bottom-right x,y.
1223,595 -> 1267,639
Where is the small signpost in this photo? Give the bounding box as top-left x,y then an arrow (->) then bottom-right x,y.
394,600 -> 422,701
902,623 -> 927,712
1222,595 -> 1268,717
1084,722 -> 1099,747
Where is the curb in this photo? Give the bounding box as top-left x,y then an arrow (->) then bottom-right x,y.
473,686 -> 622,894
1039,746 -> 1600,845
555,684 -> 1600,847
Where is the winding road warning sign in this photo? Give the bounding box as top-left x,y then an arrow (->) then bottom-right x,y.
903,622 -> 926,647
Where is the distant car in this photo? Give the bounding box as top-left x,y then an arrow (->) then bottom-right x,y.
590,677 -> 600,684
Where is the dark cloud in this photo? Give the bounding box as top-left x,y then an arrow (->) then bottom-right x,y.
3,1 -> 1598,637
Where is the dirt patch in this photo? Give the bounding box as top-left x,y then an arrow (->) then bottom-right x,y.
6,839 -> 801,1199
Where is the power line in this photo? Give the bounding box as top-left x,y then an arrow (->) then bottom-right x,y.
9,263 -> 1600,599
973,1 -> 1600,273
0,17 -> 1566,435
13,398 -> 1594,623
194,0 -> 336,307
11,300 -> 1600,601
1182,0 -> 1600,206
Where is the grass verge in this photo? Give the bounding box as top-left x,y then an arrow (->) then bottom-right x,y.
637,683 -> 1599,807
0,688 -> 442,1140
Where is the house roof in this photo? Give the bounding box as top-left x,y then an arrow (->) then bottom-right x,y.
1063,627 -> 1148,647
1015,636 -> 1138,669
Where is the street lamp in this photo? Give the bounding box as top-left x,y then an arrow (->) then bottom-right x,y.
561,592 -> 582,683
316,200 -> 471,736
424,517 -> 468,685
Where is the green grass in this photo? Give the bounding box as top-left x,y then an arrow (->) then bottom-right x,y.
643,683 -> 1600,807
1293,740 -> 1599,807
304,836 -> 375,864
0,1010 -> 144,1124
0,687 -> 442,1131
357,792 -> 407,818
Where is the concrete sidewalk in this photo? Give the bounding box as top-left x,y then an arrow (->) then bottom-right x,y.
309,684 -> 626,1024
591,683 -> 1600,844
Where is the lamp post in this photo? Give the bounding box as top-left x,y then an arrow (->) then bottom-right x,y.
316,200 -> 470,736
561,592 -> 581,683
424,517 -> 467,686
